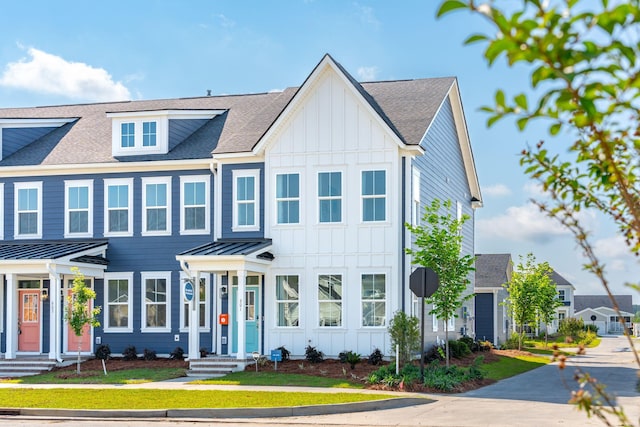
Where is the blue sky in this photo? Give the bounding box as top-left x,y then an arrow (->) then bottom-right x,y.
0,1 -> 636,301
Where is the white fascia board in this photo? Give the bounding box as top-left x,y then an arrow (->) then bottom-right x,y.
252,55 -> 407,155
474,287 -> 504,293
106,110 -> 225,119
0,118 -> 77,128
448,80 -> 483,208
212,152 -> 264,163
0,158 -> 215,177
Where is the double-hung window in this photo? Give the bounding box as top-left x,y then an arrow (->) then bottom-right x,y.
142,177 -> 171,235
276,173 -> 299,224
233,169 -> 260,231
0,183 -> 4,240
276,275 -> 299,327
180,175 -> 210,234
318,171 -> 342,223
121,123 -> 135,148
104,272 -> 133,332
64,180 -> 93,238
142,121 -> 157,147
362,170 -> 386,222
412,169 -> 421,226
180,274 -> 210,332
318,274 -> 342,327
361,274 -> 386,327
15,182 -> 42,239
104,178 -> 133,236
141,272 -> 171,332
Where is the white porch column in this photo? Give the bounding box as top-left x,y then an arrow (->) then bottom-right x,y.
5,274 -> 17,359
211,274 -> 218,355
188,271 -> 201,360
236,269 -> 247,360
49,273 -> 62,361
0,274 -> 3,356
493,290 -> 499,347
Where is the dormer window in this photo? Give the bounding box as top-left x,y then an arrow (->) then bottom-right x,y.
107,110 -> 225,157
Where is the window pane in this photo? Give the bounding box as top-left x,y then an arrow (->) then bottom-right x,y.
330,172 -> 341,196
19,212 -> 37,234
109,305 -> 128,327
121,123 -> 134,148
318,173 -> 330,197
374,198 -> 385,221
276,175 -> 286,198
143,121 -> 157,147
374,171 -> 385,195
109,210 -> 128,232
362,171 -> 374,195
69,211 -> 88,233
289,174 -> 299,197
276,276 -> 299,300
147,208 -> 167,231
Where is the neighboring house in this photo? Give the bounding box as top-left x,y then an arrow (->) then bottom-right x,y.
474,253 -> 512,347
0,54 -> 481,362
574,295 -> 634,334
544,270 -> 575,334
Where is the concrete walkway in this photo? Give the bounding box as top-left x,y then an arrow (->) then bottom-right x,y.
0,336 -> 638,426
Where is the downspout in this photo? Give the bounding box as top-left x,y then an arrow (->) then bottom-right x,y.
45,263 -> 63,363
401,157 -> 406,312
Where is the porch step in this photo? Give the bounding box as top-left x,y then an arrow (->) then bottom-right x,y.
0,359 -> 57,378
187,357 -> 252,378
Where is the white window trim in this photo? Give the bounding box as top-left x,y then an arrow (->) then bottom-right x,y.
360,273 -> 387,328
104,272 -> 134,333
275,274 -> 301,328
111,118 -> 168,156
0,183 -> 4,240
179,272 -> 211,333
179,175 -> 210,235
140,271 -> 172,333
104,178 -> 134,237
14,181 -> 43,239
274,172 -> 301,225
432,312 -> 438,332
317,170 -> 344,224
64,179 -> 93,238
412,168 -> 421,226
360,169 -> 387,223
232,169 -> 260,232
317,273 -> 344,328
141,176 -> 172,236
448,316 -> 455,331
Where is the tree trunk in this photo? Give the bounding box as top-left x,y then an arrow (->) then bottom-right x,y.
445,318 -> 450,368
77,338 -> 82,375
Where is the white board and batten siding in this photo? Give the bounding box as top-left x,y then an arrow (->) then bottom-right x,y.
263,69 -> 403,357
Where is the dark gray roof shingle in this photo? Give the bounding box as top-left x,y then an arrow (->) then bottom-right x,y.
574,295 -> 633,313
0,59 -> 454,165
475,253 -> 512,288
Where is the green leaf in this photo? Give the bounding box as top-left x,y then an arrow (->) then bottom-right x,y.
463,33 -> 489,45
496,89 -> 506,107
515,93 -> 528,110
517,117 -> 529,131
436,0 -> 467,17
549,123 -> 562,135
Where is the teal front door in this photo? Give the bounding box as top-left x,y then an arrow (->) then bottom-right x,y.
231,280 -> 260,354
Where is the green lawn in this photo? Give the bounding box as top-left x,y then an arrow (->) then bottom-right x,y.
482,354 -> 550,381
2,368 -> 186,385
0,388 -> 399,409
194,371 -> 364,388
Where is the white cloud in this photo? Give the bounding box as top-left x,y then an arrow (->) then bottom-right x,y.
483,184 -> 511,197
477,202 -> 570,244
357,66 -> 378,81
0,48 -> 130,102
216,14 -> 236,29
354,3 -> 380,27
523,181 -> 546,198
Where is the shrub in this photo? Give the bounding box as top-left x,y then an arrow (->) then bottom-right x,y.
143,348 -> 157,361
95,344 -> 111,360
305,345 -> 324,363
122,345 -> 138,361
466,356 -> 485,381
458,336 -> 475,351
388,311 -> 420,366
584,324 -> 599,334
345,351 -> 361,369
275,346 -> 290,361
448,340 -> 471,359
366,363 -> 421,388
558,317 -> 585,338
338,351 -> 349,364
170,346 -> 185,360
501,333 -> 523,350
368,348 -> 384,365
424,343 -> 445,363
423,362 -> 467,392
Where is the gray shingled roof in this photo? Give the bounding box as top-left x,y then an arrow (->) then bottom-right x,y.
549,269 -> 574,288
475,253 -> 512,288
0,57 -> 454,165
574,295 -> 633,313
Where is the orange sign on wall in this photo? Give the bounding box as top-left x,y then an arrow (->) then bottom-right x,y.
218,313 -> 229,325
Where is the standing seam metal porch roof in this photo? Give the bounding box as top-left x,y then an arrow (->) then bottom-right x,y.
178,239 -> 273,258
0,239 -> 109,262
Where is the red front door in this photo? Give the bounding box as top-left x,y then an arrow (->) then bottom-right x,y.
66,290 -> 92,353
18,290 -> 41,352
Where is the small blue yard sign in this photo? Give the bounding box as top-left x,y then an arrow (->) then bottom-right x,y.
270,349 -> 282,370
